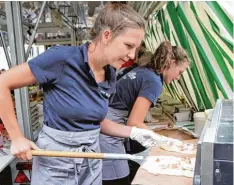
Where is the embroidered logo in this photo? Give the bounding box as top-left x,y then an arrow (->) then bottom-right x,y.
127,72 -> 136,80
100,90 -> 111,98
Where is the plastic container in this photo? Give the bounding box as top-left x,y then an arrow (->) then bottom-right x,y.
174,111 -> 191,121
194,112 -> 206,137
204,109 -> 214,118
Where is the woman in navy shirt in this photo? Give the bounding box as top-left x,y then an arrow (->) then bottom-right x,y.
101,41 -> 190,185
0,3 -> 164,185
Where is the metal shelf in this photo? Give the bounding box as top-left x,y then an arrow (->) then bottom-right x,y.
0,153 -> 15,173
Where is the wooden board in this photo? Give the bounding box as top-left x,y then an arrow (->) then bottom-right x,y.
131,139 -> 198,185
155,129 -> 194,140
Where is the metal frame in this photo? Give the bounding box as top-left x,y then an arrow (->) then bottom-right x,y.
3,1 -> 80,141
0,30 -> 11,68
5,1 -> 33,140
1,1 -> 79,179
25,1 -> 46,60
26,22 -> 70,33
201,100 -> 221,185
193,100 -> 224,185
34,38 -> 71,46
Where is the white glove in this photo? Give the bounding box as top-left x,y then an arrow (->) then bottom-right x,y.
130,127 -> 166,147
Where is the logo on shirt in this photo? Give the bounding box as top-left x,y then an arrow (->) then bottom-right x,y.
100,90 -> 111,98
127,72 -> 136,80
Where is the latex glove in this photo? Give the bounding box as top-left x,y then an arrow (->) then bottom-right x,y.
130,127 -> 166,147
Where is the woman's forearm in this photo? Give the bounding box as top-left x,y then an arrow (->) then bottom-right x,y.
0,86 -> 23,140
100,118 -> 132,138
126,97 -> 152,130
0,63 -> 37,140
127,121 -> 149,129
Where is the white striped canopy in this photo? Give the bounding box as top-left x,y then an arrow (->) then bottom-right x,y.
143,1 -> 233,110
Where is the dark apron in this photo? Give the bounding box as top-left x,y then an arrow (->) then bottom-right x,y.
100,107 -> 129,180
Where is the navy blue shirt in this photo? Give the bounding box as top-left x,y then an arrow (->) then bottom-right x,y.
110,66 -> 163,112
28,43 -> 116,131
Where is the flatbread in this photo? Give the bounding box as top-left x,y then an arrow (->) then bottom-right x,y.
160,141 -> 197,154
142,156 -> 196,178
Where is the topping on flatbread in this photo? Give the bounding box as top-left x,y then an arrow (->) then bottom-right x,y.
160,141 -> 197,154
142,156 -> 195,177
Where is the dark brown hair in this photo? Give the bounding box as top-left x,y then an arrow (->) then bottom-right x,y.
137,41 -> 189,74
89,2 -> 146,41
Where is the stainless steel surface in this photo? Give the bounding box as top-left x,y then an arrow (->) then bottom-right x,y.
193,118 -> 210,185
194,99 -> 234,185
201,100 -> 221,185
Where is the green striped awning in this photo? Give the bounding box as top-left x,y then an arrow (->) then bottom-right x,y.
145,1 -> 234,110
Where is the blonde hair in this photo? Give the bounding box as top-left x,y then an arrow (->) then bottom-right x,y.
137,41 -> 189,74
89,2 -> 146,41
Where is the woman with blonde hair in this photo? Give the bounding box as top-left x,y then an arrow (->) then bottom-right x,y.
101,41 -> 190,185
0,2 -> 164,185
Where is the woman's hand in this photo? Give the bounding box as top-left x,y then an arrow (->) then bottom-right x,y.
130,127 -> 166,147
130,127 -> 183,147
11,136 -> 40,160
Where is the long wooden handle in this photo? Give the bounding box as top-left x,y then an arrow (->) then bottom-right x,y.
31,150 -> 105,159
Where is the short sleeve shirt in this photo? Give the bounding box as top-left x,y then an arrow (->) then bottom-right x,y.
110,66 -> 163,112
28,43 -> 116,131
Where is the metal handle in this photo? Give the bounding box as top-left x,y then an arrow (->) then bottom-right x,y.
31,150 -> 145,161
